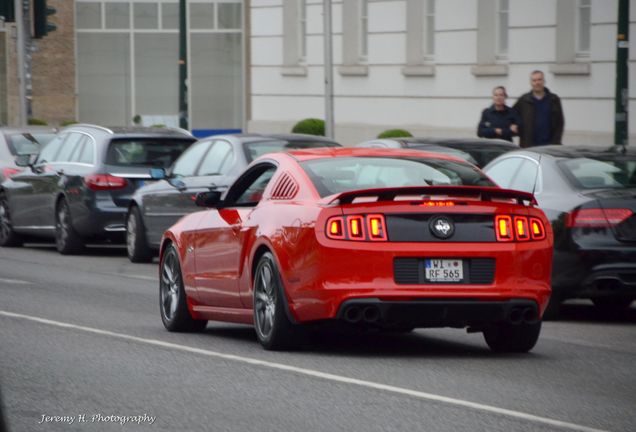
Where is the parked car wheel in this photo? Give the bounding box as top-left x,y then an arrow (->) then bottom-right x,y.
0,194 -> 23,247
126,206 -> 153,263
55,198 -> 85,255
483,321 -> 542,353
253,252 -> 299,350
160,244 -> 207,332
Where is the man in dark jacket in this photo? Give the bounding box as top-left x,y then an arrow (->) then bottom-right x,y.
477,86 -> 520,142
513,70 -> 565,147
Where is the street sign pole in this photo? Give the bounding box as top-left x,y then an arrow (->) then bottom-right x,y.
14,0 -> 27,126
178,0 -> 188,130
323,0 -> 334,139
614,0 -> 629,145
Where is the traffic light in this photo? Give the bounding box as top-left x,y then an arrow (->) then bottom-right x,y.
33,0 -> 57,39
0,1 -> 15,22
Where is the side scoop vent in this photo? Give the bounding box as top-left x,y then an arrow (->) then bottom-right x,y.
271,172 -> 299,200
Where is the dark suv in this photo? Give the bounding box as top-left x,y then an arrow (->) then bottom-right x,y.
0,124 -> 195,254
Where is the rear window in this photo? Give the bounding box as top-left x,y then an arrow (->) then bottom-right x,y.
559,156 -> 636,189
244,139 -> 340,162
6,133 -> 56,155
301,156 -> 495,197
105,138 -> 193,168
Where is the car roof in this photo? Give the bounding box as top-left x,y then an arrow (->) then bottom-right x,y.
1,126 -> 57,134
60,124 -> 195,139
261,133 -> 341,145
284,146 -> 468,162
504,144 -> 635,160
399,137 -> 517,147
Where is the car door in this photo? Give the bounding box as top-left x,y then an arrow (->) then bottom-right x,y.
143,140 -> 213,244
193,163 -> 277,308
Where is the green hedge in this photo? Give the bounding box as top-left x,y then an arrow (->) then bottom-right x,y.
291,118 -> 325,136
27,118 -> 48,126
377,129 -> 413,139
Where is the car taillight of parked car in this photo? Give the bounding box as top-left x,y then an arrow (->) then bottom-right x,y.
566,208 -> 633,228
84,174 -> 128,191
495,215 -> 546,242
326,214 -> 388,241
2,167 -> 21,179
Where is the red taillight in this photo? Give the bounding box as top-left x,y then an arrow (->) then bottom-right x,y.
367,214 -> 387,241
566,208 -> 633,228
530,217 -> 546,240
420,201 -> 455,207
84,174 -> 128,191
495,215 -> 513,242
325,214 -> 387,241
514,217 -> 530,241
2,167 -> 21,178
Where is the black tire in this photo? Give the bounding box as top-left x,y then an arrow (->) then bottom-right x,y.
592,297 -> 633,310
0,193 -> 23,247
483,321 -> 542,353
160,244 -> 207,332
55,199 -> 84,255
126,206 -> 153,263
253,252 -> 299,350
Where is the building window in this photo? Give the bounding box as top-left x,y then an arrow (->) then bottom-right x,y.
496,0 -> 509,59
403,0 -> 435,76
339,0 -> 368,75
298,0 -> 307,61
577,0 -> 591,56
360,0 -> 368,60
424,0 -> 435,59
282,0 -> 307,75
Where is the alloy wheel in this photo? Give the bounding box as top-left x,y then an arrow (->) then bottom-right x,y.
126,213 -> 137,258
254,261 -> 277,340
56,204 -> 69,249
160,251 -> 180,321
0,200 -> 10,243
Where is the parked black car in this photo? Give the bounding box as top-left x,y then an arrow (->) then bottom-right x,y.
484,145 -> 636,314
0,124 -> 196,254
0,127 -> 56,182
356,137 -> 518,167
125,133 -> 341,262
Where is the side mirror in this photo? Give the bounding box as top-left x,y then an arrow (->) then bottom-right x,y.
195,190 -> 223,208
15,154 -> 36,167
149,167 -> 166,180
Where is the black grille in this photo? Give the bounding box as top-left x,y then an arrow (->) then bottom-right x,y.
394,258 -> 495,285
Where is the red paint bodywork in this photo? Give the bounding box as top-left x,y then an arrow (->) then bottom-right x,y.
160,148 -> 553,326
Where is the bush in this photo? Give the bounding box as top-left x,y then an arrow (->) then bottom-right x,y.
61,120 -> 78,127
291,118 -> 325,136
150,124 -> 165,128
132,114 -> 142,125
27,118 -> 48,126
377,129 -> 413,139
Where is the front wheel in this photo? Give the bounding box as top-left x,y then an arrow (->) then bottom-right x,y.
0,194 -> 23,247
160,244 -> 207,332
483,321 -> 542,353
253,252 -> 299,350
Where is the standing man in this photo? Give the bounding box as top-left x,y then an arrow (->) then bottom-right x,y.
513,70 -> 565,147
477,86 -> 520,142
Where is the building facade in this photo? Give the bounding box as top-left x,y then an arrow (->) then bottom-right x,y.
249,0 -> 636,146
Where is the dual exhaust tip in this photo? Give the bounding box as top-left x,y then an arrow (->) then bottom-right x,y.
343,305 -> 381,324
508,306 -> 537,325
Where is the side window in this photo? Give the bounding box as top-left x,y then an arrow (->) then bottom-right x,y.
36,135 -> 65,165
509,160 -> 539,193
225,164 -> 277,207
75,136 -> 96,164
484,158 -> 524,188
56,133 -> 86,162
197,140 -> 234,176
171,140 -> 211,177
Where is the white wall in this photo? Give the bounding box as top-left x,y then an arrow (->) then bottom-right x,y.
249,0 -> 636,146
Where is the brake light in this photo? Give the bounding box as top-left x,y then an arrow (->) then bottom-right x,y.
495,215 -> 513,241
2,167 -> 21,178
514,217 -> 530,241
420,201 -> 455,207
566,208 -> 633,228
530,218 -> 546,240
326,214 -> 387,241
84,174 -> 128,191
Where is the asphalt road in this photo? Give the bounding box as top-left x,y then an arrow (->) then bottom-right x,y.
1,244 -> 635,432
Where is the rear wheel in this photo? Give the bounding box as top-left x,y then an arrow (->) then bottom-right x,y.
592,297 -> 633,311
160,245 -> 207,332
0,194 -> 23,247
55,199 -> 84,255
483,321 -> 542,353
253,252 -> 299,350
126,206 -> 153,263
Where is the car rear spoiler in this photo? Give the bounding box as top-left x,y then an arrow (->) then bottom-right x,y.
328,186 -> 537,206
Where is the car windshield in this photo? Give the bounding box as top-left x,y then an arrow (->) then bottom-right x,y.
106,138 -> 192,168
559,155 -> 636,189
301,156 -> 495,197
244,139 -> 339,162
6,132 -> 56,155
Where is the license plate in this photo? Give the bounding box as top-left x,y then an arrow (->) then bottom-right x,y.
425,259 -> 463,282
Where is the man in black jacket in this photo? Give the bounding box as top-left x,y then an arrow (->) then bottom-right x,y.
513,70 -> 565,147
477,86 -> 520,142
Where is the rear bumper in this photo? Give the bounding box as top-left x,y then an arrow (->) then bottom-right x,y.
336,298 -> 539,328
71,192 -> 128,239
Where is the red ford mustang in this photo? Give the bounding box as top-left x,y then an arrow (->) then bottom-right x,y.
159,148 -> 553,352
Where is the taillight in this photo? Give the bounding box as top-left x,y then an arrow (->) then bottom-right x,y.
84,174 -> 128,191
326,214 -> 387,241
2,167 -> 21,178
495,215 -> 513,241
567,208 -> 633,228
496,215 -> 546,242
420,201 -> 455,207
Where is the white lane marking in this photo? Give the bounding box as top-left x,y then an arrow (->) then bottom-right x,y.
0,310 -> 610,432
0,278 -> 33,285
